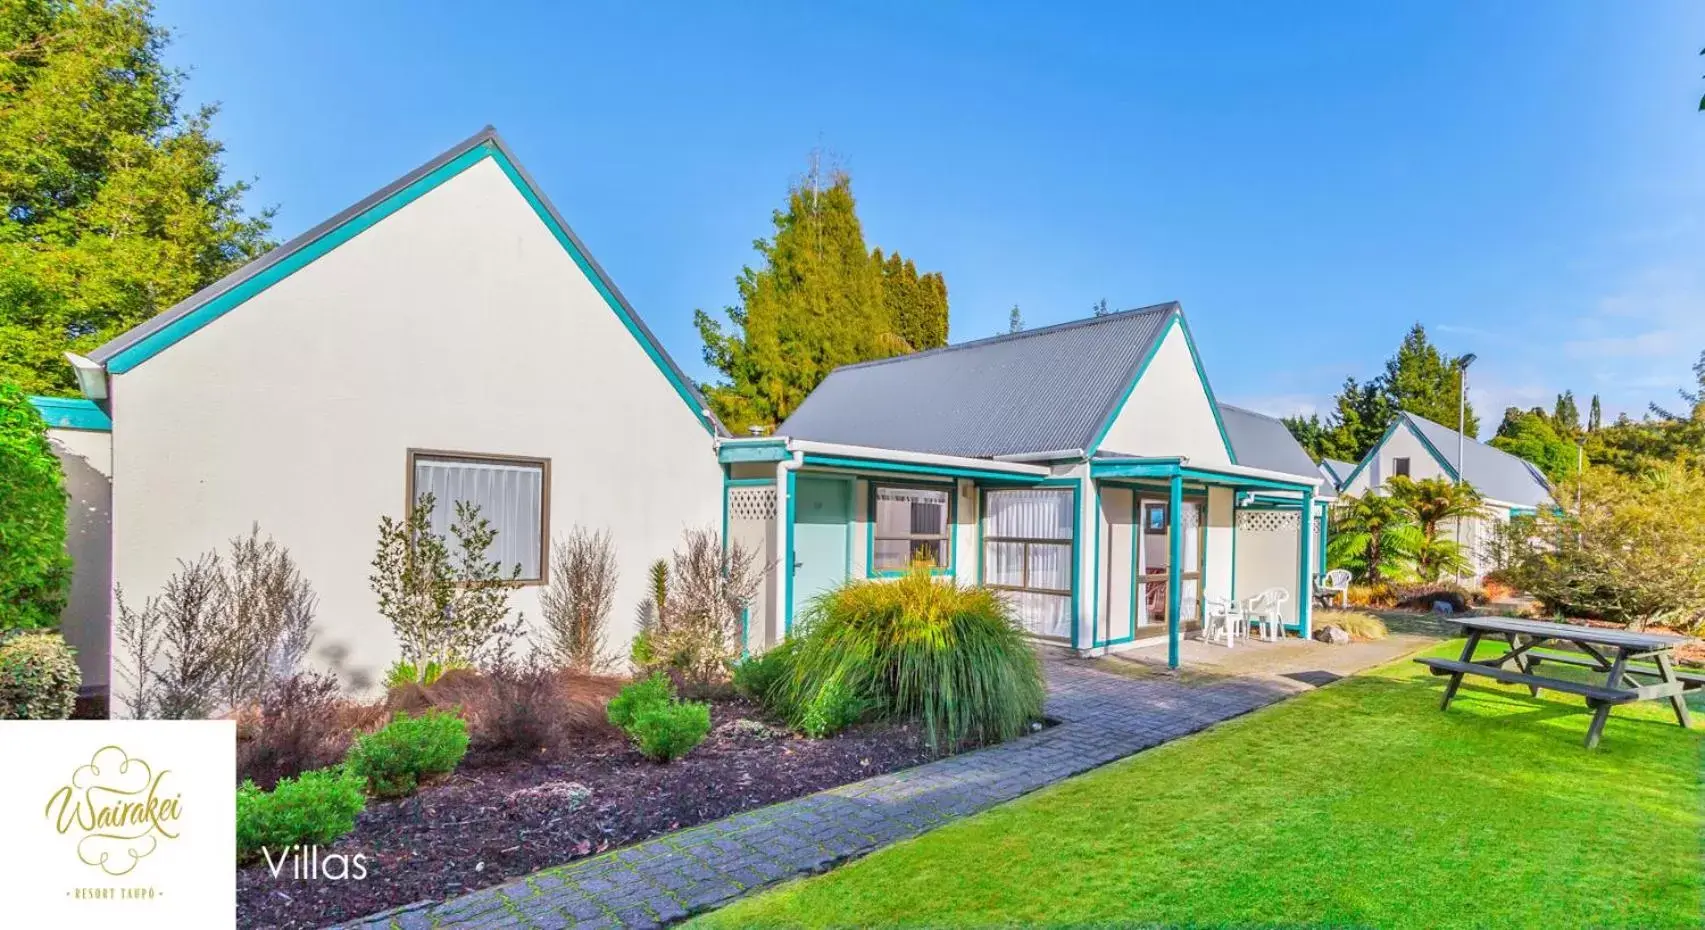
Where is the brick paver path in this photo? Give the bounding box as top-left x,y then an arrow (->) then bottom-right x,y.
333,657 -> 1301,930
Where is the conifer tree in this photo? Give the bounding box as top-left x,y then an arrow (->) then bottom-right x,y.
1008,305 -> 1024,333
0,0 -> 275,394
1285,324 -> 1476,461
1588,394 -> 1602,432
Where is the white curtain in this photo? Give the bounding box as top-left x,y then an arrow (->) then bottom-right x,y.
984,489 -> 1075,638
413,456 -> 544,578
984,489 -> 1073,540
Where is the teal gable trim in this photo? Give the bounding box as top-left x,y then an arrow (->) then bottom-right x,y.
1174,313 -> 1239,465
1337,415 -> 1459,493
102,138 -> 716,435
719,442 -> 790,464
27,396 -> 111,432
1085,313 -> 1177,454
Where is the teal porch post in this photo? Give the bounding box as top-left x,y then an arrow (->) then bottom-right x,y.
1166,472 -> 1184,669
1298,487 -> 1315,639
1316,500 -> 1329,576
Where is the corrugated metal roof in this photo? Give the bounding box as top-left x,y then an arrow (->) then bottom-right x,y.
1320,457 -> 1356,489
778,303 -> 1177,457
1217,404 -> 1320,481
1401,413 -> 1554,508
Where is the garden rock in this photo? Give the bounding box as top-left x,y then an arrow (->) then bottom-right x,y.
1313,625 -> 1351,646
1431,600 -> 1455,615
505,780 -> 591,810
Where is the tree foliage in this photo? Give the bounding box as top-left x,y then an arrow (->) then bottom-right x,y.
0,383 -> 69,629
1326,492 -> 1421,585
1285,324 -> 1475,462
1498,462 -> 1705,630
1385,476 -> 1482,581
0,0 -> 274,394
1490,406 -> 1579,483
695,161 -> 947,434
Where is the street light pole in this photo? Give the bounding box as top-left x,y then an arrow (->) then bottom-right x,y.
1454,354 -> 1476,584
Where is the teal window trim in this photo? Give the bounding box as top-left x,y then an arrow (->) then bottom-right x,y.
866,479 -> 957,578
801,453 -> 1044,485
980,481 -> 1079,646
719,441 -> 790,464
105,141 -> 717,436
26,396 -> 111,432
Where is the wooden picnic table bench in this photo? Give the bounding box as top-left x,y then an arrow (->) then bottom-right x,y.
1414,616 -> 1700,749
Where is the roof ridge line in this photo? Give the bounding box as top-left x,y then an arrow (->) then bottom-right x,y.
829,301 -> 1179,375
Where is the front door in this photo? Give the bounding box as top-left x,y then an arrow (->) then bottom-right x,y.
1134,498 -> 1205,636
792,476 -> 851,613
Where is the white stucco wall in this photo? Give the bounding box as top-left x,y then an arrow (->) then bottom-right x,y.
1339,421 -> 1450,496
1096,486 -> 1135,644
1094,321 -> 1232,465
107,156 -> 721,696
46,427 -> 113,691
1204,487 -> 1234,604
1232,509 -> 1302,623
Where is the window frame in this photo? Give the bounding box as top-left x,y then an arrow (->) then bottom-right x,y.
868,480 -> 956,576
405,448 -> 552,585
979,486 -> 1077,642
1392,456 -> 1411,478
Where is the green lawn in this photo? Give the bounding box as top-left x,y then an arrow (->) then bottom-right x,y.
694,641 -> 1703,929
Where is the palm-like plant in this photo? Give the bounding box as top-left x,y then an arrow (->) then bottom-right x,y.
1387,476 -> 1483,581
1327,492 -> 1422,584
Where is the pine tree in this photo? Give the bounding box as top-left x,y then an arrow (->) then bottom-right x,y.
1588,394 -> 1602,432
1382,324 -> 1478,436
1285,325 -> 1475,461
1008,305 -> 1024,334
875,248 -> 948,352
695,162 -> 905,433
0,0 -> 275,394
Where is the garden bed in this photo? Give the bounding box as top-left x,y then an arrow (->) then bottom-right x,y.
235,696 -> 931,930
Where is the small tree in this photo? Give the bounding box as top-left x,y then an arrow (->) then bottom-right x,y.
1500,462 -> 1705,630
1387,476 -> 1483,581
369,493 -> 522,675
0,384 -> 71,630
1327,492 -> 1421,585
539,527 -> 619,672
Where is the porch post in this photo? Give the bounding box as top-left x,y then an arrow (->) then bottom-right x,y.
1166,472 -> 1184,669
1074,469 -> 1096,653
1297,486 -> 1315,639
775,461 -> 796,640
1316,500 -> 1329,576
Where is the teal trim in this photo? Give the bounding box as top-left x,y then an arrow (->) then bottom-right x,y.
1336,414 -> 1460,493
1085,314 -> 1177,454
27,396 -> 111,432
1071,480 -> 1083,650
1128,490 -> 1140,643
1091,459 -> 1315,494
1298,487 -> 1315,638
800,453 -> 1044,484
719,441 -> 790,464
1173,312 -> 1239,465
106,140 -> 716,435
1178,468 -> 1314,493
1166,473 -> 1184,669
1090,483 -> 1102,646
1229,505 -> 1240,600
783,469 -> 797,635
724,478 -> 776,487
1316,501 -> 1329,576
1508,507 -> 1537,518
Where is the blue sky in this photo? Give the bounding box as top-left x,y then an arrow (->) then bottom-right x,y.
154,1 -> 1705,435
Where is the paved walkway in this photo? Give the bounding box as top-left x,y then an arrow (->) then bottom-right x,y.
334,640 -> 1422,930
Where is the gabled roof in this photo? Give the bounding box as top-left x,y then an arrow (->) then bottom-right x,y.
86,126 -> 725,436
1217,404 -> 1321,484
1349,411 -> 1553,508
1320,457 -> 1356,488
777,303 -> 1178,458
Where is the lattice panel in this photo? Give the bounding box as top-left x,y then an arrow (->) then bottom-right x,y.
1237,510 -> 1299,534
728,487 -> 777,521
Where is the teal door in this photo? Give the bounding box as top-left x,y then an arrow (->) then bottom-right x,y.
792,476 -> 851,614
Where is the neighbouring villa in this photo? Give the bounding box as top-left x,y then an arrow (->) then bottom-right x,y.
27,126 -> 1446,702
1327,410 -> 1554,580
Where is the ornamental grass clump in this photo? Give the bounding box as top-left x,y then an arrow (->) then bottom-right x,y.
778,566 -> 1044,751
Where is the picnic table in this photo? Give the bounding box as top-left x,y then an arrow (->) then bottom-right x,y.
1415,616 -> 1703,749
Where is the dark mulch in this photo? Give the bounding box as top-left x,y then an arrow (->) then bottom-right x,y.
235,698 -> 932,930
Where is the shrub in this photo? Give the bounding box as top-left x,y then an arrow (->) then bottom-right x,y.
1314,609 -> 1389,642
345,710 -> 469,798
539,527 -> 619,672
778,567 -> 1045,751
236,767 -> 366,864
383,658 -> 467,688
626,700 -> 711,762
387,663 -> 621,758
0,630 -> 80,719
114,525 -> 317,719
1345,583 -> 1396,608
370,493 -> 523,672
730,639 -> 795,711
0,384 -> 72,631
606,672 -> 673,728
238,671 -> 350,789
638,529 -> 768,691
795,675 -> 870,739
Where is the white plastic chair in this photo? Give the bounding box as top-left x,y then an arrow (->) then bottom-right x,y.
1203,596 -> 1246,648
1244,588 -> 1290,641
1317,569 -> 1352,608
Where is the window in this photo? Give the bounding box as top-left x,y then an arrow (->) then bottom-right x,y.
1393,457 -> 1411,478
409,451 -> 549,582
982,488 -> 1074,639
872,484 -> 952,572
